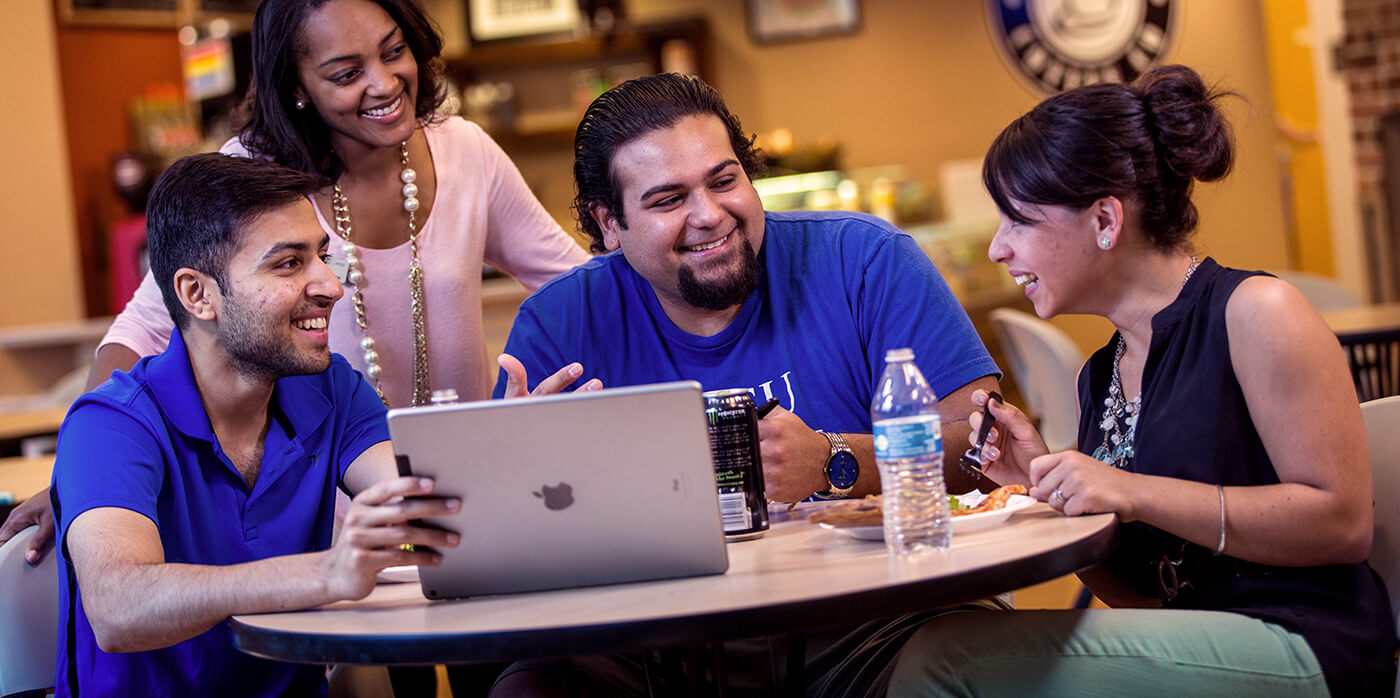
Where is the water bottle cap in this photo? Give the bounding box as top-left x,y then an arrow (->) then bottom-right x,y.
884,347 -> 915,362
430,389 -> 460,405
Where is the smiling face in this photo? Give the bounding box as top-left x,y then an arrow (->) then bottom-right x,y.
214,200 -> 344,380
987,199 -> 1104,318
594,114 -> 766,327
294,0 -> 418,152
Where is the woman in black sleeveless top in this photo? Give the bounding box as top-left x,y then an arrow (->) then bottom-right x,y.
889,65 -> 1395,697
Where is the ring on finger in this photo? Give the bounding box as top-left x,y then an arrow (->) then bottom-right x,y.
1050,488 -> 1067,505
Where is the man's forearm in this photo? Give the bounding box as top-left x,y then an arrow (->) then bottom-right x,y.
851,422 -> 984,496
84,551 -> 336,653
940,417 -> 985,494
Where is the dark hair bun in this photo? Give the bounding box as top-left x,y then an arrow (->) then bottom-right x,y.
983,63 -> 1237,250
1136,64 -> 1234,184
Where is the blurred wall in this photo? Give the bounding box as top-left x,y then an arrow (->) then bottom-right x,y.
507,0 -> 1290,352
56,26 -> 184,317
1264,0 -> 1335,276
0,1 -> 81,328
18,0 -> 1293,363
0,1 -> 84,395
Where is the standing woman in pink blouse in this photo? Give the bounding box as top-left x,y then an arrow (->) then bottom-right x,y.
103,0 -> 588,406
1,0 -> 587,556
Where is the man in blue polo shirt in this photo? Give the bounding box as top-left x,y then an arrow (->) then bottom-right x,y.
49,154 -> 460,697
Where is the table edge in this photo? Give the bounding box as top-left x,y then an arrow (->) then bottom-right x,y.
231,514 -> 1118,666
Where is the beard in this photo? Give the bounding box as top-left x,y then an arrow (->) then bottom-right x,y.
217,291 -> 332,382
677,235 -> 761,311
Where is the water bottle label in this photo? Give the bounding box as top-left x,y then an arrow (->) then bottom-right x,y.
873,418 -> 942,459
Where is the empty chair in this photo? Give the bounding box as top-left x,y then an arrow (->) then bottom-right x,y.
1359,395 -> 1400,697
0,526 -> 58,698
988,308 -> 1085,453
1271,270 -> 1363,312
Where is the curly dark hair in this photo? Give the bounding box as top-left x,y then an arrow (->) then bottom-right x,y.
236,0 -> 448,179
572,73 -> 765,253
983,64 -> 1236,250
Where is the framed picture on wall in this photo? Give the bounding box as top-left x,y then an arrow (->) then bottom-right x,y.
747,0 -> 861,43
58,0 -> 257,28
467,0 -> 581,43
59,0 -> 179,28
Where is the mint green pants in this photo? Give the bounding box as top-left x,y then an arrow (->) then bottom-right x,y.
887,609 -> 1328,697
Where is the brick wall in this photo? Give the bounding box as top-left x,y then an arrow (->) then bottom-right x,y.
1338,0 -> 1400,197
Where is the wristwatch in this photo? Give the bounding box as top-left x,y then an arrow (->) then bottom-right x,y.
819,430 -> 859,498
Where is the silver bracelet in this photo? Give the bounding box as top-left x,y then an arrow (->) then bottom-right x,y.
1214,484 -> 1227,556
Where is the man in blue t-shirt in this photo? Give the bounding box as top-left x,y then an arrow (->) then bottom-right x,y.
495,73 -> 1000,504
488,74 -> 1002,697
48,154 -> 460,697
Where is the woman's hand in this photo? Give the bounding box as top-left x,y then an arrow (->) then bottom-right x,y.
1028,450 -> 1140,519
0,492 -> 54,564
968,389 -> 1048,487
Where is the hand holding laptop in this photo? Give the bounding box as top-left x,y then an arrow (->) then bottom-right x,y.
321,475 -> 461,601
389,381 -> 727,600
497,353 -> 604,398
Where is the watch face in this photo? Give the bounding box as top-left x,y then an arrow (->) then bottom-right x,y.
827,451 -> 859,490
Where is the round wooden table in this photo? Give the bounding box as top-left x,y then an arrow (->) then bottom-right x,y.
230,503 -> 1116,666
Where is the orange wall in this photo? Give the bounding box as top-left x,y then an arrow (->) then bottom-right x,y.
55,23 -> 183,316
0,0 -> 83,395
1264,0 -> 1335,276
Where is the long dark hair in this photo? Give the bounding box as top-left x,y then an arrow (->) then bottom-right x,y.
983,64 -> 1236,249
237,0 -> 447,178
572,73 -> 765,253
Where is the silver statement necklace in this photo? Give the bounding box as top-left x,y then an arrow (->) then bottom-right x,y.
1092,255 -> 1199,468
331,141 -> 431,407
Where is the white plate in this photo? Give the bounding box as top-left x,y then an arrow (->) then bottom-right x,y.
376,565 -> 420,584
953,494 -> 1036,532
817,495 -> 1036,541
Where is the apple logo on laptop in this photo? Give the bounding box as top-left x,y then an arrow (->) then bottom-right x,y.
534,482 -> 574,510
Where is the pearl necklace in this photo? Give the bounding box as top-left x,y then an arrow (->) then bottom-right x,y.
1092,255 -> 1200,468
331,142 -> 431,406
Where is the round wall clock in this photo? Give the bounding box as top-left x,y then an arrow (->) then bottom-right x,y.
987,0 -> 1179,94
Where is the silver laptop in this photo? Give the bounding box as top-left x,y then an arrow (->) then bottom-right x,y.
387,381 -> 729,600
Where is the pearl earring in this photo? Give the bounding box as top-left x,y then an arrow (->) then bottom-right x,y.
295,99 -> 306,110
1099,236 -> 1112,249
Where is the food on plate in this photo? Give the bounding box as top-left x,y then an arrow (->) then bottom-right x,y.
805,485 -> 1029,528
805,495 -> 883,527
954,484 -> 1028,517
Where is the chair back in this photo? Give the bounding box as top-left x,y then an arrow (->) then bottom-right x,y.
1342,331 -> 1400,403
0,526 -> 58,698
1272,270 -> 1364,312
1360,396 -> 1400,698
988,308 -> 1085,452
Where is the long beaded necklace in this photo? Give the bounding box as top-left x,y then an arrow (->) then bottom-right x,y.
331,141 -> 431,406
1092,256 -> 1200,468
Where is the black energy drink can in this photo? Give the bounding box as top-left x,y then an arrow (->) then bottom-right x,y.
703,389 -> 769,540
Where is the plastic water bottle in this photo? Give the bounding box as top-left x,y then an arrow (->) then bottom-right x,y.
871,347 -> 950,555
